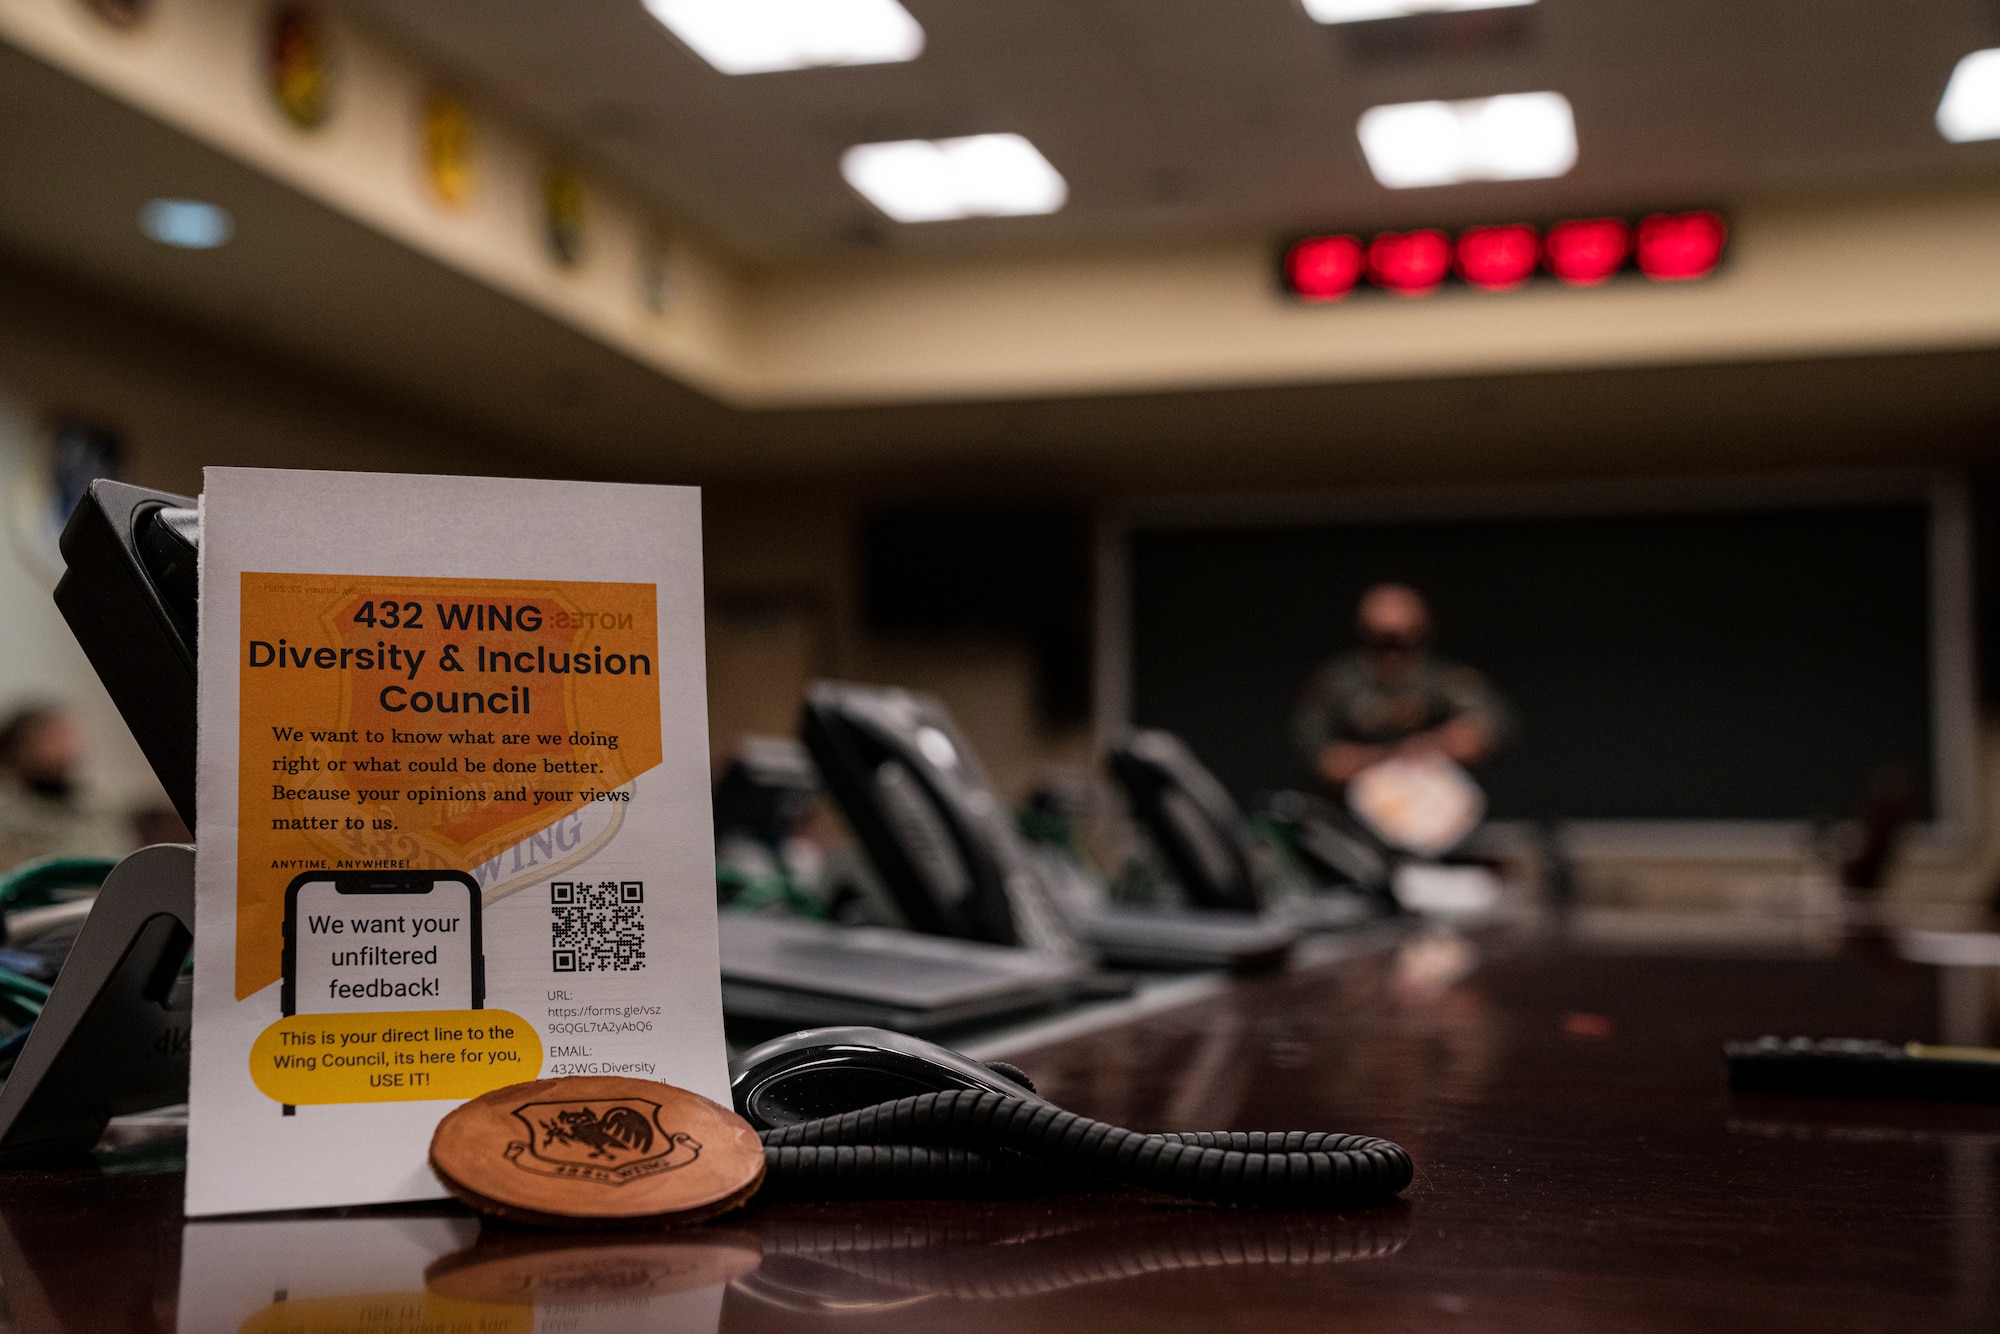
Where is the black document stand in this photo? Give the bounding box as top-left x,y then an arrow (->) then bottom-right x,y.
0,845 -> 194,1163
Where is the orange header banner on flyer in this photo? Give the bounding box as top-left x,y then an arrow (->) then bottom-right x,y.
237,574 -> 663,999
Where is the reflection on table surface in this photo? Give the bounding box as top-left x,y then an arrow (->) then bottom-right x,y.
180,1214 -> 759,1333
144,1200 -> 1408,1332
728,1202 -> 1407,1316
0,935 -> 1993,1332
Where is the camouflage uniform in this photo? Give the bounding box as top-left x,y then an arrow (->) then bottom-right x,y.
0,784 -> 132,876
1292,653 -> 1512,770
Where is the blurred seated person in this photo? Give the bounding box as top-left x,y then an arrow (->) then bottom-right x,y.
0,705 -> 134,871
1293,584 -> 1510,789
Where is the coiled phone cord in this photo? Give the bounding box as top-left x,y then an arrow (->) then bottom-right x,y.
758,1088 -> 1413,1209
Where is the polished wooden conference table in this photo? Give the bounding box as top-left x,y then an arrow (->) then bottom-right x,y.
0,926 -> 1991,1332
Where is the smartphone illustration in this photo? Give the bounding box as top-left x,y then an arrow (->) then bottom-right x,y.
281,871 -> 485,1017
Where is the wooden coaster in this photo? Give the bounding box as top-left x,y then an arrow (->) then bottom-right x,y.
430,1076 -> 765,1229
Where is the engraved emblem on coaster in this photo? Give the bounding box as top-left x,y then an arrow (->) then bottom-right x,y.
431,1076 -> 764,1228
505,1097 -> 701,1185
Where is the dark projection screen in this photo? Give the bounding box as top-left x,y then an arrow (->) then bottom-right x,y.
1126,503 -> 1937,821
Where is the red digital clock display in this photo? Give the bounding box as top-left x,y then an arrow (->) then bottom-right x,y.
1283,210 -> 1725,302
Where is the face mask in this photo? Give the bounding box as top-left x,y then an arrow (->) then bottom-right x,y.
24,775 -> 73,802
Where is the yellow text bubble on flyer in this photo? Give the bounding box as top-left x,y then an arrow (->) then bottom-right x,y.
249,1009 -> 544,1105
235,574 -> 664,999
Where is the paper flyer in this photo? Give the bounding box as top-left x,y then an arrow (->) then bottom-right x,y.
188,468 -> 727,1216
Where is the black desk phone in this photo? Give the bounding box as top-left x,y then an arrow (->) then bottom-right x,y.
0,482 -> 197,1160
801,682 -> 1300,972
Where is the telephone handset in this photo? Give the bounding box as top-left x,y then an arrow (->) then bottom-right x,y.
54,480 -> 200,828
1107,730 -> 1265,914
800,682 -> 1071,955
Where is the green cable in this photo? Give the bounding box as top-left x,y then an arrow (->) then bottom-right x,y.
0,855 -> 117,913
0,978 -> 42,1021
716,860 -> 826,920
1015,805 -> 1075,852
0,857 -> 113,1036
0,968 -> 50,1005
1249,814 -> 1308,875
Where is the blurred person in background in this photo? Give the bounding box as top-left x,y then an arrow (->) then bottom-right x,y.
0,705 -> 133,871
1294,583 -> 1510,789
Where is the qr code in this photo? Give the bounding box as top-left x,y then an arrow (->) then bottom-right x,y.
550,881 -> 645,972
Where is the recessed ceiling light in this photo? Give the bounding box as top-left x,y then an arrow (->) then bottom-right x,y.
642,0 -> 923,75
1937,48 -> 2000,142
841,134 -> 1068,223
1356,92 -> 1576,188
138,198 -> 234,249
1303,0 -> 1532,23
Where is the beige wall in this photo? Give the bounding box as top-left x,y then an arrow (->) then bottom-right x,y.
0,0 -> 743,399
0,256 -> 1089,817
0,389 -> 152,813
15,1 -> 2000,420
737,182 -> 2000,407
1575,718 -> 2000,918
0,258 -> 530,499
4,216 -> 1994,912
0,252 -> 536,811
701,486 -> 1089,799
7,112 -> 1992,908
